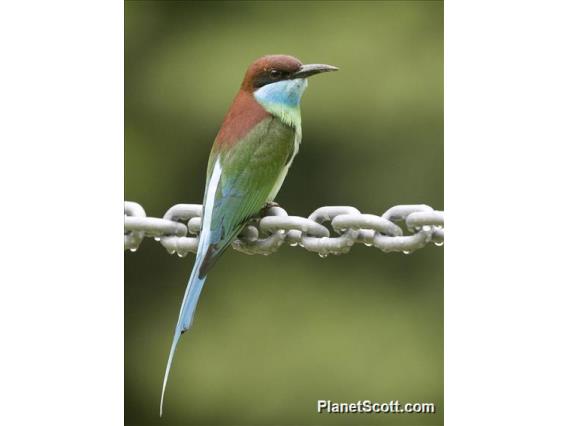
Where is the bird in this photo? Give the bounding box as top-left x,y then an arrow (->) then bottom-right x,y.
160,54 -> 338,415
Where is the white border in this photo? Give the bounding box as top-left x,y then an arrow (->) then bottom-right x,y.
0,2 -> 123,424
446,0 -> 568,424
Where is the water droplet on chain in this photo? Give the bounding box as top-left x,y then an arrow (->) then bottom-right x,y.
318,253 -> 328,258
403,250 -> 411,255
129,248 -> 137,253
154,236 -> 161,242
167,249 -> 175,255
435,241 -> 444,247
177,252 -> 187,258
422,225 -> 431,232
364,242 -> 373,247
298,242 -> 304,248
289,242 -> 298,247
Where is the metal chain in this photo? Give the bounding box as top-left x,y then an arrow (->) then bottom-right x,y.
124,201 -> 444,257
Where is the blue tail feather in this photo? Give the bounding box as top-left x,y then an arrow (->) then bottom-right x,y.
160,257 -> 207,417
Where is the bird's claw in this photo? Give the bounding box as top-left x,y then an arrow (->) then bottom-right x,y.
260,201 -> 281,217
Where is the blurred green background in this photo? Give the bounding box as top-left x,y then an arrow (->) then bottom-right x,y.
125,1 -> 443,425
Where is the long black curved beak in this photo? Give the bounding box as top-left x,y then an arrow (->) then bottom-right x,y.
292,63 -> 339,78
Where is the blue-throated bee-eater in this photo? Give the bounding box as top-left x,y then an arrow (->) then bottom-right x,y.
160,54 -> 338,415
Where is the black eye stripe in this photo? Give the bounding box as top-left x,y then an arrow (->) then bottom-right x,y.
253,69 -> 291,88
270,69 -> 282,78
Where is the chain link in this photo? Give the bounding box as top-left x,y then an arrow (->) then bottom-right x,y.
124,201 -> 444,257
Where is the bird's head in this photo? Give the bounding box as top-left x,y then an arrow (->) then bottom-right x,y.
242,55 -> 338,109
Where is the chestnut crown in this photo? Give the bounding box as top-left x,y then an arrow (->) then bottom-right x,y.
241,54 -> 338,92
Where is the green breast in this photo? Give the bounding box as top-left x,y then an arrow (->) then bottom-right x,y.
220,117 -> 296,185
201,117 -> 296,270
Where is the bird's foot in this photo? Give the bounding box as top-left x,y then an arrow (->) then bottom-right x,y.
259,201 -> 281,217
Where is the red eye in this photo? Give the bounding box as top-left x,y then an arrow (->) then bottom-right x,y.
269,69 -> 282,79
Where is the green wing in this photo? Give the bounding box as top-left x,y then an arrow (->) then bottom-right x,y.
199,117 -> 295,275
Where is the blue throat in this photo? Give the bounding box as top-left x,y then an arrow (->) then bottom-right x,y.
253,79 -> 307,128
